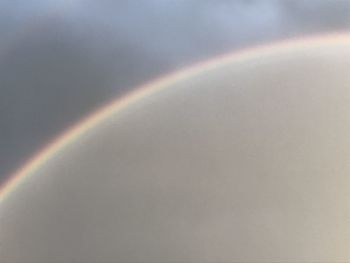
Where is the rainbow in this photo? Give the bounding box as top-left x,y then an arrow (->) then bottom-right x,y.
1,32 -> 350,204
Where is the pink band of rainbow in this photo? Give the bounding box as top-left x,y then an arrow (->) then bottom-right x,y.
1,32 -> 350,204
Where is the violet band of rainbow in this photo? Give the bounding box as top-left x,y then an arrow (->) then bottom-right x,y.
1,32 -> 350,204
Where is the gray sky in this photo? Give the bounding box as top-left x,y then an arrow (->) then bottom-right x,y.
3,40 -> 350,261
1,0 -> 350,182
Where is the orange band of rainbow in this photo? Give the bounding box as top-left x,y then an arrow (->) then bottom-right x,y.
1,32 -> 350,204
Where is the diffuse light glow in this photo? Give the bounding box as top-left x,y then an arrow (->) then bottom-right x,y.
1,32 -> 350,204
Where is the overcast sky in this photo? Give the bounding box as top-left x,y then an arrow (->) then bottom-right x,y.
1,0 -> 350,183
3,37 -> 350,262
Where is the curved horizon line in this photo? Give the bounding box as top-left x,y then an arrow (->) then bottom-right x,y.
1,31 -> 350,204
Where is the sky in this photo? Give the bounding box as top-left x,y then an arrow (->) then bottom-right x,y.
1,0 -> 350,183
3,39 -> 350,261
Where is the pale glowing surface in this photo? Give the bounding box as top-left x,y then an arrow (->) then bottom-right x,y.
2,34 -> 350,262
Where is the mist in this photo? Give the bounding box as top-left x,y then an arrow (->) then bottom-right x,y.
1,0 -> 350,182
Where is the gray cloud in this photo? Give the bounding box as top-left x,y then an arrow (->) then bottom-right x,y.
3,41 -> 350,261
1,0 -> 350,182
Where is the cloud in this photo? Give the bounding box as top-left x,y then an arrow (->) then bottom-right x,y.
1,0 -> 350,181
